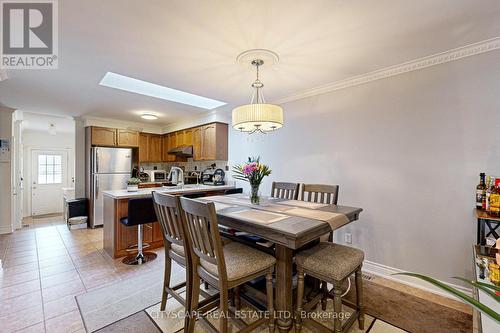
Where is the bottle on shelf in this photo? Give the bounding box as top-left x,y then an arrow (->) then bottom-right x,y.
486,176 -> 494,213
483,175 -> 490,210
489,179 -> 500,216
476,173 -> 486,209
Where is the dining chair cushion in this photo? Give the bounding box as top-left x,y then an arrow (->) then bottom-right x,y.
200,242 -> 276,282
296,242 -> 364,281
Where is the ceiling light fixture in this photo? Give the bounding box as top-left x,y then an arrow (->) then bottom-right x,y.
141,114 -> 158,120
232,58 -> 283,134
99,72 -> 227,110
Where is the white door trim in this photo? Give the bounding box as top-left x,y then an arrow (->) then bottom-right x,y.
26,147 -> 71,217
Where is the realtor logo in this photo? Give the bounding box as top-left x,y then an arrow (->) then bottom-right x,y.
1,0 -> 58,69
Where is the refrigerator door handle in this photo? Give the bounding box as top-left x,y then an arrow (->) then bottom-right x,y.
94,176 -> 99,200
95,149 -> 99,174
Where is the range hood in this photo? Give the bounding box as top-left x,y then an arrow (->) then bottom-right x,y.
168,145 -> 193,157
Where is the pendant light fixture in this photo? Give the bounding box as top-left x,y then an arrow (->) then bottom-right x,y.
232,57 -> 283,134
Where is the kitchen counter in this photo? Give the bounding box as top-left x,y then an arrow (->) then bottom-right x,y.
102,183 -> 235,258
103,184 -> 236,199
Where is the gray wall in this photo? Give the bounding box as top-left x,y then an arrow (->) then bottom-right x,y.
228,50 -> 500,284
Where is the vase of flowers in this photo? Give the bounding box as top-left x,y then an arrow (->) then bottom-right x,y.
233,157 -> 272,205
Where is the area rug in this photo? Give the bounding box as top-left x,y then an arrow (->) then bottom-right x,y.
95,306 -> 408,333
76,263 -> 185,332
344,278 -> 472,333
77,265 -> 469,333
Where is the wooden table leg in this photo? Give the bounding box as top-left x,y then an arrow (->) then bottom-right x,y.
275,244 -> 294,333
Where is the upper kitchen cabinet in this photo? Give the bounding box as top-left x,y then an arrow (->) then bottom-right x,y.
139,133 -> 149,162
192,126 -> 203,161
90,126 -> 117,146
200,123 -> 228,161
89,127 -> 139,147
184,128 -> 193,146
148,134 -> 163,162
116,129 -> 139,147
190,122 -> 228,161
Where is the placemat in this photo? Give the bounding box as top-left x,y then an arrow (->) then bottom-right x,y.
213,202 -> 235,211
223,209 -> 289,224
279,199 -> 327,209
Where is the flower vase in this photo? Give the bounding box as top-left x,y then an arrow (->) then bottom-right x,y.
250,184 -> 260,205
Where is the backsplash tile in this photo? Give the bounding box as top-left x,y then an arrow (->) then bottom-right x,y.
140,159 -> 228,173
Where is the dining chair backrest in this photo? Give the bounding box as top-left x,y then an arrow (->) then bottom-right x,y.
271,182 -> 300,200
179,197 -> 226,276
301,184 -> 339,205
152,192 -> 186,250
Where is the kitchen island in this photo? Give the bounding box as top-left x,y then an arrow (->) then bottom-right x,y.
102,184 -> 235,258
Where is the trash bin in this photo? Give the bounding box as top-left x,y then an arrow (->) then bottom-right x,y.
68,216 -> 88,230
64,198 -> 88,230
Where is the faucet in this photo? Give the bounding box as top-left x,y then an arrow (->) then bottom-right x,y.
191,171 -> 201,185
168,167 -> 184,187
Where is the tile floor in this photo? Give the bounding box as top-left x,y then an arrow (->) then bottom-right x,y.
0,215 -> 166,333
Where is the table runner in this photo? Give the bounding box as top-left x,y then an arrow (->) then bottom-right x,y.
202,195 -> 349,230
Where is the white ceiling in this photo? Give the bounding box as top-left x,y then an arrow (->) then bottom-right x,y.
21,112 -> 75,133
1,0 -> 499,125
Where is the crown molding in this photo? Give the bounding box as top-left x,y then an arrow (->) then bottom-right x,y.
274,36 -> 500,105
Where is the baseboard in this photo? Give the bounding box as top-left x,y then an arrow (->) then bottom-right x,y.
363,260 -> 472,299
0,225 -> 13,235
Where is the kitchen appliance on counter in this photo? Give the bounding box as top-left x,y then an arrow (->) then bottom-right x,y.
146,170 -> 167,182
167,166 -> 184,185
90,147 -> 132,228
202,167 -> 225,186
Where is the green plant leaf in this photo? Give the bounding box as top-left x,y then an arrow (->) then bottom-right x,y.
394,273 -> 500,324
452,277 -> 500,302
474,281 -> 500,293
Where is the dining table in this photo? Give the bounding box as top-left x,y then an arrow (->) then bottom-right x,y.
198,194 -> 363,333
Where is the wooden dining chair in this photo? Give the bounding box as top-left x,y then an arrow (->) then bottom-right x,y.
270,181 -> 300,200
180,197 -> 276,333
152,192 -> 193,312
300,184 -> 339,205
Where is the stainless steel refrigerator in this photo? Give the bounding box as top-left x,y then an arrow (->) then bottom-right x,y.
90,147 -> 132,228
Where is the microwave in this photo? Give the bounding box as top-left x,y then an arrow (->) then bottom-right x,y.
146,170 -> 167,182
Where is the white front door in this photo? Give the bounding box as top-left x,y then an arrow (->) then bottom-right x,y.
31,150 -> 68,216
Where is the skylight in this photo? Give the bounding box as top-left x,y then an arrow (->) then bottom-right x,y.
99,72 -> 226,110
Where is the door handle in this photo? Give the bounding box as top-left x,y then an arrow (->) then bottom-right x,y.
95,177 -> 99,198
95,149 -> 99,173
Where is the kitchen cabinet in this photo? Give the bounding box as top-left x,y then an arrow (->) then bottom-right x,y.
174,131 -> 185,146
184,128 -> 193,146
162,133 -> 176,162
193,122 -> 228,161
139,133 -> 163,163
193,126 -> 203,161
91,127 -> 117,146
138,133 -> 149,162
149,135 -> 163,162
116,129 -> 139,147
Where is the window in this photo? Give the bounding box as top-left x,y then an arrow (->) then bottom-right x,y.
38,154 -> 62,184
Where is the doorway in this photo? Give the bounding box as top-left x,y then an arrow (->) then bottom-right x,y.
30,149 -> 69,216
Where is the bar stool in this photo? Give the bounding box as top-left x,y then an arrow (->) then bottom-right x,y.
180,197 -> 276,333
295,243 -> 365,333
120,198 -> 158,265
